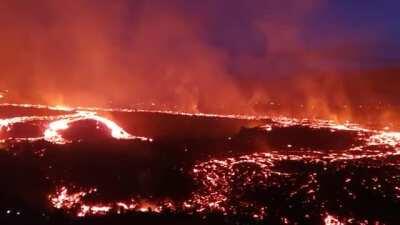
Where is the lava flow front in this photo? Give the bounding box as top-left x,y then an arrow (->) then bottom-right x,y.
0,103 -> 399,225
0,104 -> 152,144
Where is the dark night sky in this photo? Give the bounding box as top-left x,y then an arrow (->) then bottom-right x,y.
189,0 -> 400,68
306,0 -> 400,65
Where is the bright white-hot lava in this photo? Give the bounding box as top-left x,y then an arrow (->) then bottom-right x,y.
324,214 -> 344,225
43,111 -> 152,144
49,186 -> 173,217
50,186 -> 97,209
0,104 -> 152,144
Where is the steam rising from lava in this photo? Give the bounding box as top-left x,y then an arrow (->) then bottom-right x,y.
1,0 -> 398,124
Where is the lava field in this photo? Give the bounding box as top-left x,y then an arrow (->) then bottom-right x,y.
0,104 -> 399,225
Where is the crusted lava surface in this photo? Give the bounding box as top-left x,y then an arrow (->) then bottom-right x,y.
0,104 -> 399,225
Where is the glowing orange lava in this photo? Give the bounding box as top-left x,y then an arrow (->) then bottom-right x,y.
43,111 -> 152,144
0,103 -> 152,144
2,103 -> 400,223
49,186 -> 173,217
324,214 -> 344,225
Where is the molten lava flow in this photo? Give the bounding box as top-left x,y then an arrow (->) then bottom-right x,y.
324,214 -> 344,225
2,103 -> 400,223
0,103 -> 264,120
78,205 -> 112,217
0,103 -> 152,144
180,119 -> 400,222
44,111 -> 152,144
49,186 -> 172,217
50,186 -> 97,209
43,106 -> 400,223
